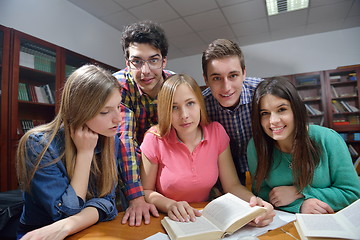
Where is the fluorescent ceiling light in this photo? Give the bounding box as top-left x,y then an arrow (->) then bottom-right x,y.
266,0 -> 309,16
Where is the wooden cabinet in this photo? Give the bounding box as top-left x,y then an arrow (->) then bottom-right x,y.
324,67 -> 360,131
324,67 -> 360,162
8,31 -> 61,190
0,25 -> 11,191
292,72 -> 327,126
1,27 -> 119,191
61,48 -> 118,83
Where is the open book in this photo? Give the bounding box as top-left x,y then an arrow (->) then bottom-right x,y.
161,193 -> 266,240
294,198 -> 360,240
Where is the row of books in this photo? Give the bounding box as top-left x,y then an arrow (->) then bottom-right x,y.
329,72 -> 357,82
302,96 -> 321,101
339,132 -> 360,141
331,85 -> 357,98
332,100 -> 359,113
19,46 -> 56,74
18,83 -> 55,104
333,116 -> 360,125
304,104 -> 323,116
18,119 -> 45,134
295,76 -> 320,86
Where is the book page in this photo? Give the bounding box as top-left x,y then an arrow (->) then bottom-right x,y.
225,210 -> 296,239
336,198 -> 360,237
162,216 -> 222,237
296,214 -> 356,239
202,193 -> 264,232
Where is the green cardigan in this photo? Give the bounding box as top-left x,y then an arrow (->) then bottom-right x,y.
247,125 -> 360,213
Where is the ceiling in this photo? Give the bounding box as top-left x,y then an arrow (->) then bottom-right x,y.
67,0 -> 360,60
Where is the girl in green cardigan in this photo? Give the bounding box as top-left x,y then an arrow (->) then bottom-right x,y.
247,78 -> 360,213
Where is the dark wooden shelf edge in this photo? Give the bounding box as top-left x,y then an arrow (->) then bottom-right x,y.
18,100 -> 55,107
332,125 -> 360,132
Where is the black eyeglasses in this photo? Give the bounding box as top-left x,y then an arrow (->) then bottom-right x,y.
128,58 -> 163,70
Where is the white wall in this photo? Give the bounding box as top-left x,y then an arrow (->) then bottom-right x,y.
0,0 -> 124,69
168,27 -> 360,86
1,0 -> 359,85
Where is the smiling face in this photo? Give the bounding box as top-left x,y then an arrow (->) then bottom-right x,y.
86,90 -> 122,137
126,42 -> 167,98
205,55 -> 246,108
171,83 -> 201,139
259,94 -> 295,150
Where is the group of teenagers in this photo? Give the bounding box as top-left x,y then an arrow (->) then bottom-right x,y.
16,21 -> 360,240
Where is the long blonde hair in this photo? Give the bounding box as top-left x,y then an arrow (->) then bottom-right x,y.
17,64 -> 120,198
157,74 -> 209,137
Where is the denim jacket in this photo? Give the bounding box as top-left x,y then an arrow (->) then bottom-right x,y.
19,128 -> 118,229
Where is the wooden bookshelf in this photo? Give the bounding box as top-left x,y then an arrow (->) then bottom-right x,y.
325,67 -> 360,163
1,26 -> 119,191
0,25 -> 11,192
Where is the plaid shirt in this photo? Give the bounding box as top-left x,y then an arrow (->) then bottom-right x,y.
202,77 -> 262,176
113,67 -> 174,200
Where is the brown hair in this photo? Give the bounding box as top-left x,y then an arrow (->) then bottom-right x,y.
251,78 -> 321,192
202,39 -> 245,78
157,74 -> 209,137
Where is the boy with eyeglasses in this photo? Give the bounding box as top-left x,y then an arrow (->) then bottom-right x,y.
113,20 -> 174,226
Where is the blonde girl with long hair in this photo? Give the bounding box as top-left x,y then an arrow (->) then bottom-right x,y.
140,74 -> 274,226
17,65 -> 122,240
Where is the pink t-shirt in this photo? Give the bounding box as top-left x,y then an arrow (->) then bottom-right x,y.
140,121 -> 229,202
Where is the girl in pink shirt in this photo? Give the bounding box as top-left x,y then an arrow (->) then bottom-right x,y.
140,74 -> 274,226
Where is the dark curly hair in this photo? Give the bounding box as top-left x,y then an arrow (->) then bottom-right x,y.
121,20 -> 169,59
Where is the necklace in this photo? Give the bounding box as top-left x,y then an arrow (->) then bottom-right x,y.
282,152 -> 293,169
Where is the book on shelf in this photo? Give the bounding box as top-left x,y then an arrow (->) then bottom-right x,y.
329,75 -> 341,82
20,119 -> 46,134
28,84 -> 38,102
20,45 -> 56,74
330,85 -> 339,98
18,83 -> 27,101
340,101 -> 352,112
19,51 -> 35,69
333,121 -> 350,126
346,102 -> 359,112
348,73 -> 357,81
354,156 -> 360,175
339,93 -> 358,97
354,133 -> 360,141
348,144 -> 359,157
348,116 -> 360,125
294,198 -> 360,240
18,83 -> 55,104
296,77 -> 319,86
332,100 -> 346,113
305,104 -> 323,116
339,133 -> 348,141
161,193 -> 266,240
43,84 -> 55,104
303,96 -> 321,101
